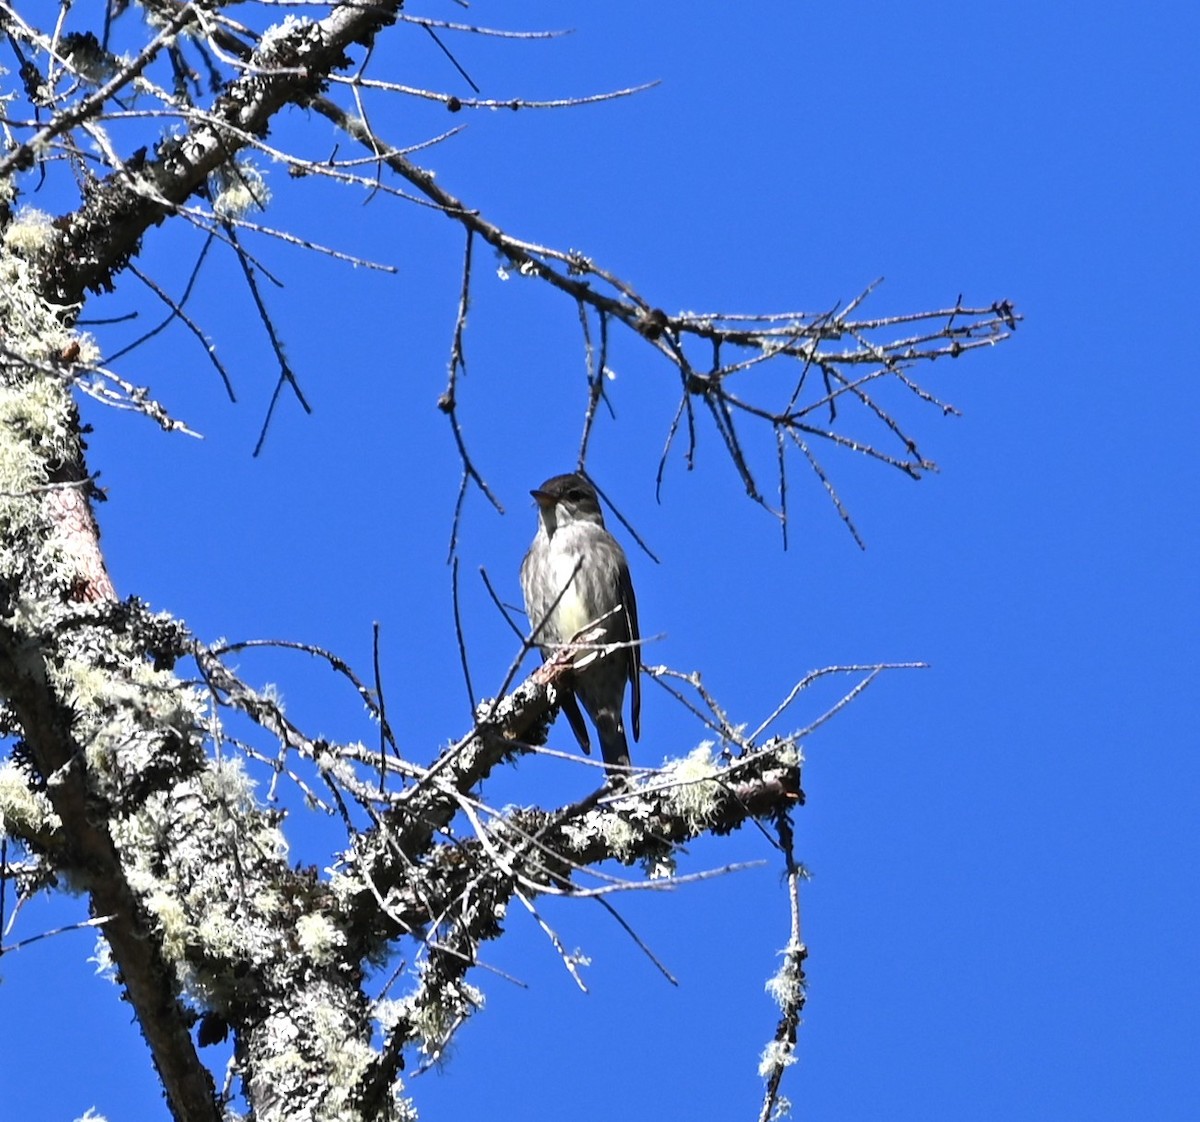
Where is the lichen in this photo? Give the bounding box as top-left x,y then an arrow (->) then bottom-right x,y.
773,742 -> 802,768
145,887 -> 191,959
3,207 -> 57,257
51,653 -> 210,783
249,988 -> 392,1122
394,966 -> 484,1057
88,933 -> 117,981
0,230 -> 98,588
757,1038 -> 797,1079
659,743 -> 723,827
296,913 -> 347,966
211,159 -> 271,220
0,759 -> 61,836
592,813 -> 638,860
0,210 -> 98,368
0,378 -> 74,473
764,946 -> 805,1010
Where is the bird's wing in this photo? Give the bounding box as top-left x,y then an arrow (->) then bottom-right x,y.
619,560 -> 641,742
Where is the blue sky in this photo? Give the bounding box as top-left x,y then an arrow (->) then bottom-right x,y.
3,2 -> 1198,1119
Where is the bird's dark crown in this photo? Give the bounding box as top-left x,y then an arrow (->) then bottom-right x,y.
534,473 -> 596,503
531,472 -> 603,515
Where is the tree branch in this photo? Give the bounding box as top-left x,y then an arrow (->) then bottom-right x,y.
35,0 -> 407,305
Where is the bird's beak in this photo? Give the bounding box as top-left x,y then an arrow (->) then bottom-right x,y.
530,489 -> 555,509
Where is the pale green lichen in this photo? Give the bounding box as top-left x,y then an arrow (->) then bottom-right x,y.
560,808 -> 639,860
194,912 -> 247,964
258,14 -> 314,53
2,207 -> 57,257
313,1011 -> 373,1082
296,913 -> 346,966
106,756 -> 290,1003
254,1045 -> 307,1098
0,397 -> 79,590
0,760 -> 61,837
0,214 -> 98,368
211,158 -> 271,219
0,245 -> 96,581
201,754 -> 270,819
56,657 -> 208,778
0,379 -> 74,474
326,867 -> 361,905
594,813 -> 638,860
145,887 -> 191,959
659,743 -> 723,827
338,113 -> 368,141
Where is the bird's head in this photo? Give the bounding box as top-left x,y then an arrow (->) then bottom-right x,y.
531,473 -> 604,533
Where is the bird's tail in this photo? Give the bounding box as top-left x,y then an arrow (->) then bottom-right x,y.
595,717 -> 631,774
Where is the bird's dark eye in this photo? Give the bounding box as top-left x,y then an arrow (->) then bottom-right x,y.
565,487 -> 586,501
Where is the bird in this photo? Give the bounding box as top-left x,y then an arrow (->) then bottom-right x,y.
520,472 -> 641,771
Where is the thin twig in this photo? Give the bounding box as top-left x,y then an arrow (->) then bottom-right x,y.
373,621 -> 391,793
478,565 -> 525,642
451,557 -> 477,717
0,912 -> 116,957
217,219 -> 313,457
441,229 -> 504,559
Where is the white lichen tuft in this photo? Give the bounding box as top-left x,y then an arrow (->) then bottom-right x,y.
195,909 -> 250,964
643,852 -> 676,880
88,933 -> 117,982
202,753 -> 259,809
258,15 -> 314,53
392,1091 -> 420,1122
758,1038 -> 797,1079
312,1006 -> 374,1088
339,113 -> 367,141
250,983 -> 409,1121
105,751 -> 292,1006
371,997 -> 407,1032
765,1094 -> 793,1121
764,946 -> 805,1011
773,742 -> 803,768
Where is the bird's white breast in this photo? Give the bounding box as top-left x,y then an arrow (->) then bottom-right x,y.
546,527 -> 592,638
